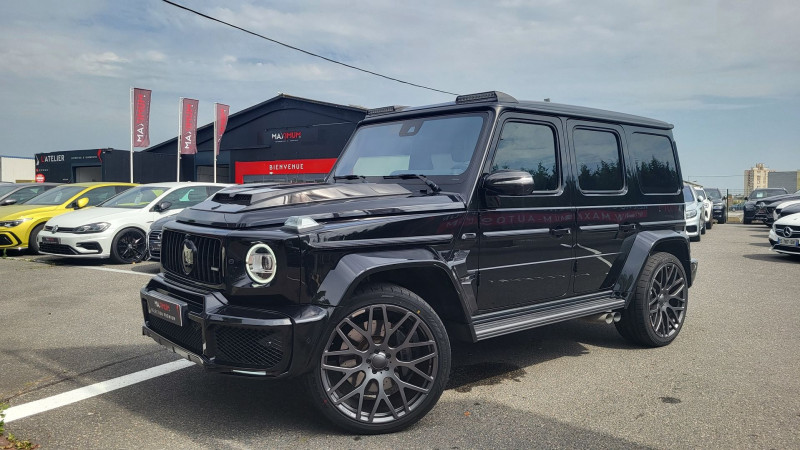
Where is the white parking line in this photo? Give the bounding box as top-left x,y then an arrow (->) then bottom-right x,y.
3,359 -> 194,423
76,266 -> 157,277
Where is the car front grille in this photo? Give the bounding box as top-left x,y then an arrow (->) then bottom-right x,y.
213,326 -> 289,369
148,230 -> 162,260
776,226 -> 799,239
39,243 -> 78,255
161,230 -> 223,285
148,315 -> 203,355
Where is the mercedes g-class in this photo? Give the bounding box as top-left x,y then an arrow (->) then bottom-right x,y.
141,91 -> 698,434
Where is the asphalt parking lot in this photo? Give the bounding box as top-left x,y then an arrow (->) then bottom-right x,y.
1,224 -> 799,449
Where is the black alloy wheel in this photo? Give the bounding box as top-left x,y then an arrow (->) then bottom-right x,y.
616,252 -> 688,347
307,283 -> 450,434
111,228 -> 147,264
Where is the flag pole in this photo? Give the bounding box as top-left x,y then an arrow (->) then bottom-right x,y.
213,103 -> 218,183
129,87 -> 134,183
177,97 -> 182,182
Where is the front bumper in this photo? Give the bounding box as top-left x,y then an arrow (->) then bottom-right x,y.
37,229 -> 114,257
690,258 -> 699,286
684,215 -> 702,237
141,275 -> 331,377
769,227 -> 800,255
0,230 -> 24,249
712,207 -> 725,220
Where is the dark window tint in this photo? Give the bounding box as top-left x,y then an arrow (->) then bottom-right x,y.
683,186 -> 695,202
573,129 -> 624,191
6,186 -> 48,203
492,122 -> 559,191
629,133 -> 680,193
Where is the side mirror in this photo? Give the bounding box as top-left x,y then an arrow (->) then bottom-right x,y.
1,198 -> 17,206
484,170 -> 534,196
74,197 -> 89,209
154,201 -> 172,212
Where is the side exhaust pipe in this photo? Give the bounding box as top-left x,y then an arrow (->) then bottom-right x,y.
584,312 -> 621,324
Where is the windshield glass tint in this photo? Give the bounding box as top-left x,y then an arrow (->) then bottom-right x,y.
101,186 -> 168,209
24,186 -> 84,205
705,188 -> 722,200
0,185 -> 17,196
751,189 -> 785,199
683,186 -> 695,202
333,114 -> 485,177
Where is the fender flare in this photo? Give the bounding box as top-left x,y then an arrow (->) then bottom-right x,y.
312,250 -> 472,321
610,230 -> 692,306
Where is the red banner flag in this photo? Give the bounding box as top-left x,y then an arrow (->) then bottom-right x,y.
132,88 -> 151,147
214,103 -> 230,155
179,98 -> 199,154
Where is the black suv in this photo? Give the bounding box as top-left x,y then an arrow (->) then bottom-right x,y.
704,188 -> 727,224
141,92 -> 698,434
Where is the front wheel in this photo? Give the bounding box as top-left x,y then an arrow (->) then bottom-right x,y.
719,211 -> 727,224
305,283 -> 451,434
615,252 -> 688,347
28,224 -> 44,254
706,219 -> 713,230
110,228 -> 147,264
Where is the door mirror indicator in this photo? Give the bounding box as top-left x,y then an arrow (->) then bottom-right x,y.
484,171 -> 534,196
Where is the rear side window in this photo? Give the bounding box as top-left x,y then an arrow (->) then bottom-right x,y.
573,129 -> 624,191
629,133 -> 680,193
492,122 -> 559,191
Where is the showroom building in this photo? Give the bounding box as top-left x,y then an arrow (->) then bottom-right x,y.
33,94 -> 367,184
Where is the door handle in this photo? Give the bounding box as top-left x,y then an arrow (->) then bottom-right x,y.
619,223 -> 637,232
549,226 -> 571,237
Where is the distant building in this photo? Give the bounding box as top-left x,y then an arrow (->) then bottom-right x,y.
768,170 -> 800,193
0,155 -> 34,182
744,163 -> 772,196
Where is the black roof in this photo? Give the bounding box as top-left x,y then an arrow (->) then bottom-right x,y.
368,91 -> 673,130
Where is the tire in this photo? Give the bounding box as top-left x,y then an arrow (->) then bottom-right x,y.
110,228 -> 147,264
28,223 -> 44,254
706,219 -> 713,230
700,221 -> 706,235
719,211 -> 727,224
615,252 -> 688,347
743,217 -> 752,224
690,233 -> 700,242
305,283 -> 451,434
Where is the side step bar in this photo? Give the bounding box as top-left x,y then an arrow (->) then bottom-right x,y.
472,292 -> 625,341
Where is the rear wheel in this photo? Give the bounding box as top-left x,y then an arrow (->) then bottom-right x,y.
615,252 -> 688,347
110,228 -> 147,264
28,224 -> 44,254
305,283 -> 451,434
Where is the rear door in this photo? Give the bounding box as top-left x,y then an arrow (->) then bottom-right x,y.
476,114 -> 575,311
567,121 -> 637,294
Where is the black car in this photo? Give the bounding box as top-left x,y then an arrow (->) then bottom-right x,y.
146,214 -> 175,261
704,188 -> 727,224
759,191 -> 800,226
140,91 -> 698,434
743,188 -> 788,224
0,182 -> 60,206
776,202 -> 800,220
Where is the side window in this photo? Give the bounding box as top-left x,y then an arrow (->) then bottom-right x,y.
573,128 -> 624,192
629,133 -> 680,193
160,186 -> 213,208
492,122 -> 559,191
82,186 -> 120,206
7,186 -> 45,203
115,185 -> 133,194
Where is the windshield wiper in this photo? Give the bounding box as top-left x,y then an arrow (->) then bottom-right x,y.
383,174 -> 441,194
333,174 -> 367,182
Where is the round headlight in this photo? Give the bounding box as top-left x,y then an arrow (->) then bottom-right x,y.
245,243 -> 277,284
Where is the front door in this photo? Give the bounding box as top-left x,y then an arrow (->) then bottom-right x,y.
476,115 -> 575,312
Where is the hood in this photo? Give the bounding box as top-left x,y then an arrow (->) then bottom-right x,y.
0,204 -> 61,219
766,194 -> 800,207
46,206 -> 144,227
775,212 -> 800,227
178,182 -> 466,229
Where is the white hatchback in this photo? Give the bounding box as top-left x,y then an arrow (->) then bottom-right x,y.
38,182 -> 229,263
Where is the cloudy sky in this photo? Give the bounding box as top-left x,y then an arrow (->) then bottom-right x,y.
1,0 -> 798,191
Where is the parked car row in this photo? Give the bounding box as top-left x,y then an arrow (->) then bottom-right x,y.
683,185 -> 724,242
0,181 -> 228,263
736,187 -> 800,258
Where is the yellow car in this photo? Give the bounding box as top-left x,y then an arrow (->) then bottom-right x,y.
0,182 -> 136,254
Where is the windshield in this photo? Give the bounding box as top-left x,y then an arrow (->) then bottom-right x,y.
750,189 -> 786,199
683,186 -> 695,202
333,114 -> 485,178
23,185 -> 84,205
100,186 -> 168,209
0,185 -> 17,197
705,188 -> 722,200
